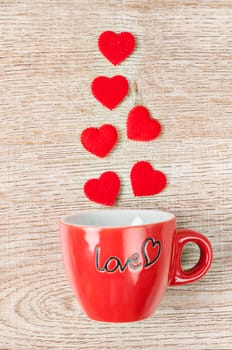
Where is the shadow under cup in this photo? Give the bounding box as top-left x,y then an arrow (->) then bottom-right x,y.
59,209 -> 212,322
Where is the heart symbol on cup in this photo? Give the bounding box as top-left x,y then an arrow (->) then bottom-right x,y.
81,124 -> 118,158
84,171 -> 120,206
98,31 -> 136,65
127,106 -> 161,141
91,75 -> 129,110
142,237 -> 161,268
130,161 -> 167,196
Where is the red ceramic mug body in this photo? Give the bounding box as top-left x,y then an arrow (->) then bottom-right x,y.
59,209 -> 212,322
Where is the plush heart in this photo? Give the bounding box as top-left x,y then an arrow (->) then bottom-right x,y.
81,124 -> 118,158
98,31 -> 136,65
91,75 -> 129,110
127,106 -> 161,141
130,161 -> 167,196
84,171 -> 120,206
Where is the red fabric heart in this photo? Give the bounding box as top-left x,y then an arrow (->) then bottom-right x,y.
127,106 -> 161,141
98,31 -> 136,65
91,75 -> 129,110
81,124 -> 118,158
84,171 -> 120,206
130,161 -> 167,196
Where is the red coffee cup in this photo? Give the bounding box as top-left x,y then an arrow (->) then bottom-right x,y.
59,209 -> 212,322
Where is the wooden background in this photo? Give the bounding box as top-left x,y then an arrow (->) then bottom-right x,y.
0,1 -> 231,349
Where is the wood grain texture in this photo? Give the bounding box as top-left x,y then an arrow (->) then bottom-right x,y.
0,0 -> 231,349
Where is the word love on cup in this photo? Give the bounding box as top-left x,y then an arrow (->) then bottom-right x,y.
95,237 -> 161,273
59,209 -> 212,323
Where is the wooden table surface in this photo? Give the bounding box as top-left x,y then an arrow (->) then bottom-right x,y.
0,1 -> 232,349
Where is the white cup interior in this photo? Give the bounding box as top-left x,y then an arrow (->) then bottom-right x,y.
61,209 -> 175,228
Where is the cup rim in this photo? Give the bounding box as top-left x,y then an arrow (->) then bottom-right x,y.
59,208 -> 176,229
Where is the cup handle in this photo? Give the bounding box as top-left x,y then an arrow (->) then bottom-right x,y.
169,229 -> 213,286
